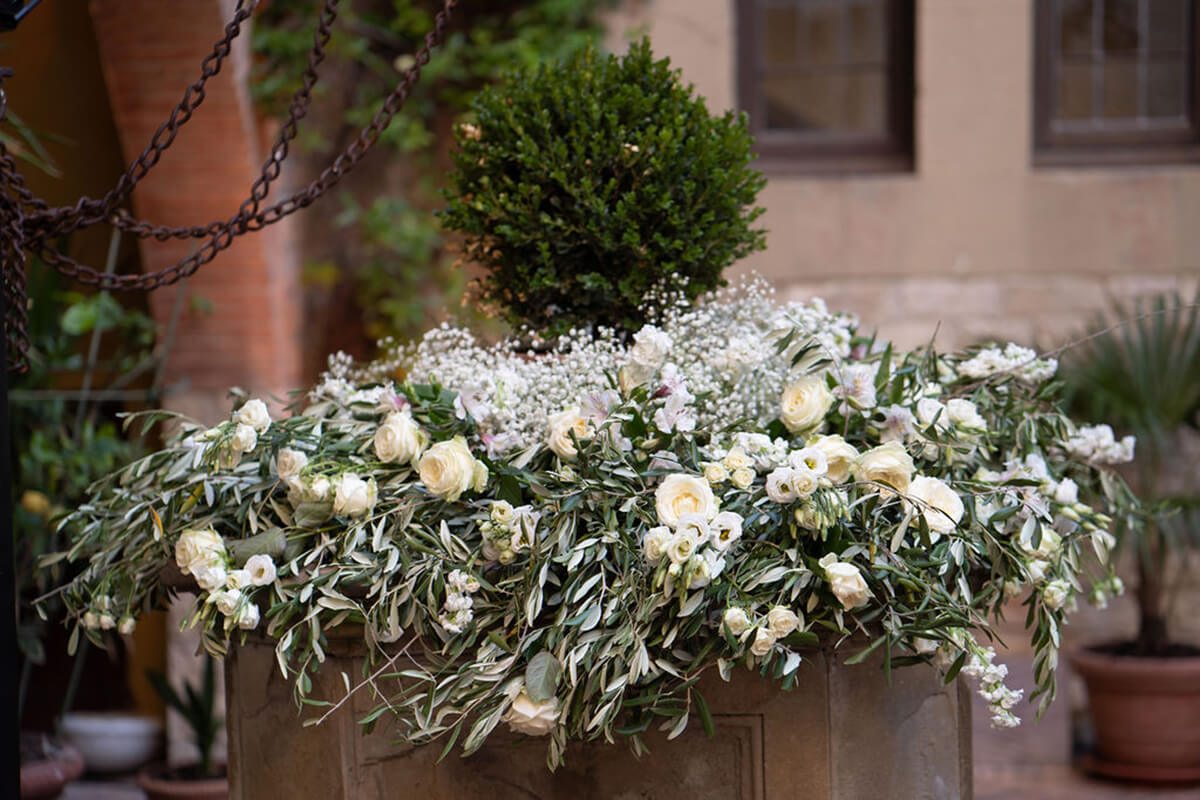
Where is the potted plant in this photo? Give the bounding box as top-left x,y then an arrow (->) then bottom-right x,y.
44,41 -> 1130,796
137,656 -> 228,800
1060,290 -> 1200,781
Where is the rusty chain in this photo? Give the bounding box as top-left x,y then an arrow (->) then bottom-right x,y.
0,0 -> 458,369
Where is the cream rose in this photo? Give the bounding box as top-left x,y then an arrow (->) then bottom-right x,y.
419,437 -> 486,502
236,603 -> 260,630
332,473 -> 378,517
374,412 -> 428,466
630,325 -> 672,370
723,446 -> 752,471
786,467 -> 820,499
545,407 -> 592,460
175,528 -> 226,575
194,565 -> 228,593
503,688 -> 559,736
905,475 -> 964,539
703,462 -> 729,485
642,526 -> 672,563
766,606 -> 801,638
749,627 -> 777,657
809,435 -> 859,484
210,588 -> 241,616
853,441 -> 915,494
819,554 -> 872,609
780,375 -> 834,434
244,554 -> 277,586
118,616 -> 136,636
666,528 -> 700,566
230,423 -> 258,454
730,467 -> 756,490
723,607 -> 751,636
234,398 -> 272,432
655,474 -> 717,528
274,447 -> 308,480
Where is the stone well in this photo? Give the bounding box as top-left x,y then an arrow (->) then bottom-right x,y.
226,633 -> 972,800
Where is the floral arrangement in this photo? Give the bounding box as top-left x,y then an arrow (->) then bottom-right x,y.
48,279 -> 1133,768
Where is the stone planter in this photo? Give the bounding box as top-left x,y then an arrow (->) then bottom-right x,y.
226,634 -> 972,799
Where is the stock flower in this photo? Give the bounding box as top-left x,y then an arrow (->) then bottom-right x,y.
419,438 -> 486,501
905,476 -> 964,539
780,375 -> 833,433
235,398 -> 272,432
655,474 -> 717,527
503,687 -> 559,736
374,412 -> 428,466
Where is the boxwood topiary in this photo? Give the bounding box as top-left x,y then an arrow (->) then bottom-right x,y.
441,39 -> 767,338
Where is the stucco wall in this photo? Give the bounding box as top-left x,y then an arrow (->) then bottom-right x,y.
609,0 -> 1200,350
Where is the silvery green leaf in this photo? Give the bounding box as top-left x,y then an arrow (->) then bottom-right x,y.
524,651 -> 561,702
294,502 -> 333,528
579,604 -> 602,632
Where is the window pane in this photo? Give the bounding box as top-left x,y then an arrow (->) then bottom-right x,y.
844,69 -> 887,133
1102,58 -> 1139,118
798,2 -> 842,65
1102,0 -> 1141,53
763,74 -> 843,130
1059,0 -> 1096,55
847,0 -> 885,63
1147,57 -> 1189,117
1148,0 -> 1188,54
765,5 -> 800,67
1057,60 -> 1094,120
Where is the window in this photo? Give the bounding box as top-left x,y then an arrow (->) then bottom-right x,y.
735,0 -> 915,172
1034,0 -> 1200,164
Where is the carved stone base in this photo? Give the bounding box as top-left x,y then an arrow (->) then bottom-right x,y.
226,636 -> 972,799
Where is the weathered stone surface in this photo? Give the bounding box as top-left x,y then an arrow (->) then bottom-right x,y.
227,637 -> 971,799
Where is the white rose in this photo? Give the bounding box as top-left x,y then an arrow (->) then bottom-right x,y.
786,467 -> 820,499
780,375 -> 834,434
905,475 -> 964,539
545,407 -> 592,461
730,467 -> 756,490
503,688 -> 559,736
274,447 -> 308,480
710,511 -> 744,551
852,442 -> 915,494
749,627 -> 777,657
820,555 -> 872,610
809,435 -> 858,484
225,569 -> 251,590
723,607 -> 750,636
374,412 -> 428,466
765,468 -> 798,504
916,398 -> 947,429
630,325 -> 672,370
174,528 -> 226,575
1043,579 -> 1071,610
1054,478 -> 1079,506
245,554 -> 277,586
419,437 -> 485,502
304,475 -> 332,502
667,528 -> 701,566
99,614 -> 116,631
210,588 -> 241,616
194,565 -> 228,593
230,423 -> 258,454
236,602 -> 260,630
333,473 -> 378,517
766,606 -> 801,638
83,611 -> 100,630
655,474 -> 717,527
234,398 -> 272,432
118,616 -> 136,636
703,462 -> 729,485
946,398 -> 986,431
642,526 -> 672,563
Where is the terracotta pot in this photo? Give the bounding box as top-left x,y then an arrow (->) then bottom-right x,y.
1071,646 -> 1200,781
137,764 -> 229,800
20,733 -> 85,800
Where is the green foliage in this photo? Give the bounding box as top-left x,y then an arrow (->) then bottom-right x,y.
251,0 -> 615,342
441,39 -> 767,337
146,657 -> 223,778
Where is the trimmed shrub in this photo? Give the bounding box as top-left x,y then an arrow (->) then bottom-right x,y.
441,39 -> 766,338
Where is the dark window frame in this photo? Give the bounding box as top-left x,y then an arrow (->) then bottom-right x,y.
735,0 -> 916,174
1032,0 -> 1200,166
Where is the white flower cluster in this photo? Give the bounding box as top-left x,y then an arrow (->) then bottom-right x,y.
81,594 -> 135,635
957,343 -> 1058,383
1064,423 -> 1136,465
197,397 -> 273,468
722,604 -> 803,658
174,528 -> 276,631
481,501 -> 541,564
644,475 -> 743,597
960,645 -> 1023,729
438,568 -> 481,634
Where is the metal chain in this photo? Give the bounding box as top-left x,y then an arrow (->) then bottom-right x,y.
0,0 -> 457,365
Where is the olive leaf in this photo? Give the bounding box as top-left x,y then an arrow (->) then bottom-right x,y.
524,651 -> 561,703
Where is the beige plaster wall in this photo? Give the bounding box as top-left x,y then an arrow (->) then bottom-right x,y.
609,0 -> 1200,350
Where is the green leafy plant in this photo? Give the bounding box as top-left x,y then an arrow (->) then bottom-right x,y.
1060,290 -> 1200,655
146,657 -> 223,779
441,39 -> 767,338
